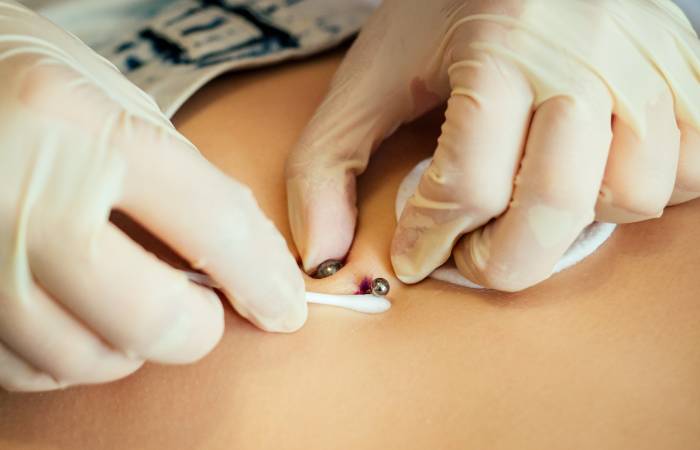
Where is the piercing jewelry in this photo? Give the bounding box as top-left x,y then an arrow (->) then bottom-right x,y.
371,278 -> 390,297
314,259 -> 344,279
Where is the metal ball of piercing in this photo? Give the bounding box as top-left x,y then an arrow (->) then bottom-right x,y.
370,278 -> 390,297
315,259 -> 344,279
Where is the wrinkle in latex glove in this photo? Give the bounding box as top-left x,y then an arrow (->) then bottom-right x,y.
0,0 -> 306,392
286,0 -> 700,292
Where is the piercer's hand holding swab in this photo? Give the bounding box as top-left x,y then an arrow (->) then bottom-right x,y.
0,1 -> 306,392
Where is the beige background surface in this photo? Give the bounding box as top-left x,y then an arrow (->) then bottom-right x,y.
0,49 -> 699,450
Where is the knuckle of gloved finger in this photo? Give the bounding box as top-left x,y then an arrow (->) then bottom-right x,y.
675,124 -> 700,194
34,217 -> 103,259
16,60 -> 81,113
38,339 -> 111,385
479,269 -> 529,293
470,248 -> 552,293
0,296 -> 124,386
450,177 -> 511,219
534,180 -> 598,215
456,251 -> 531,293
601,181 -> 669,220
285,150 -> 314,180
113,299 -> 187,359
126,287 -> 219,363
16,61 -> 132,138
544,95 -> 605,126
0,377 -> 42,393
285,142 -> 338,181
512,164 -> 598,212
675,159 -> 700,194
0,372 -> 56,393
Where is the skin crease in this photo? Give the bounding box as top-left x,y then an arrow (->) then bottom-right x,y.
0,50 -> 698,450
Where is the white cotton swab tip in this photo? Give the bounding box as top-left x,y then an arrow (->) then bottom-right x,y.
305,291 -> 391,314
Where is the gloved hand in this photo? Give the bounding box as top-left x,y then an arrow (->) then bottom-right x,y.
286,0 -> 700,292
0,1 -> 306,392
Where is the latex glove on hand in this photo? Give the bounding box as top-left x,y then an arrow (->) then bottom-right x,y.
0,1 -> 306,392
286,0 -> 700,292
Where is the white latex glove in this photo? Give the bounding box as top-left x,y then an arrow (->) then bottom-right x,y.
287,0 -> 700,291
0,1 -> 306,392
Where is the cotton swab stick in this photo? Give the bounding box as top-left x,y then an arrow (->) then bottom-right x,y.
184,271 -> 391,314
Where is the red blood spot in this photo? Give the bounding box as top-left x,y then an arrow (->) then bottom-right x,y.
355,276 -> 373,295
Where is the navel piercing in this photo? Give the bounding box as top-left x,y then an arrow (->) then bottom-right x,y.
314,259 -> 344,279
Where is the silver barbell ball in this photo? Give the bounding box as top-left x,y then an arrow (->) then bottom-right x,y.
371,278 -> 390,297
314,259 -> 344,279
